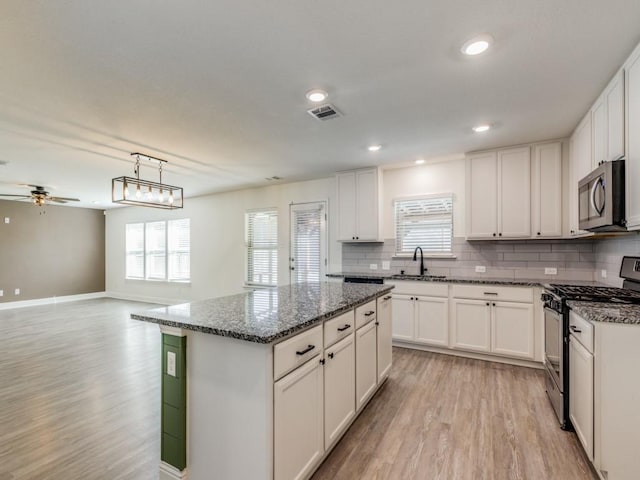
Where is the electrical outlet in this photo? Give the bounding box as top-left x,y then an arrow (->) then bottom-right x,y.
167,351 -> 176,377
4,217 -> 9,224
14,288 -> 20,295
601,269 -> 608,279
381,261 -> 390,270
475,266 -> 486,273
545,267 -> 558,275
369,263 -> 378,270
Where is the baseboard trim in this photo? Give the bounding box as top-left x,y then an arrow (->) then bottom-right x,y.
159,462 -> 188,480
0,291 -> 106,310
105,291 -> 182,305
392,340 -> 544,369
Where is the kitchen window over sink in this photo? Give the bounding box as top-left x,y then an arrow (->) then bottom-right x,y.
246,209 -> 278,286
125,219 -> 190,281
394,194 -> 453,256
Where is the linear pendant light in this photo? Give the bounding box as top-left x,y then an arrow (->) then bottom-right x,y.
112,153 -> 184,209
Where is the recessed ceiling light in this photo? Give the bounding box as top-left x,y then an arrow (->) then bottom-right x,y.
306,89 -> 328,103
368,145 -> 382,152
461,35 -> 493,56
415,159 -> 425,165
473,124 -> 491,133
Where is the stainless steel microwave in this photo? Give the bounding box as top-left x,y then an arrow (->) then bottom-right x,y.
578,159 -> 626,232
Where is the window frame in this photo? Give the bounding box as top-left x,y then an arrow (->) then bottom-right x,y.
393,194 -> 455,258
289,201 -> 328,284
125,219 -> 191,283
245,208 -> 279,287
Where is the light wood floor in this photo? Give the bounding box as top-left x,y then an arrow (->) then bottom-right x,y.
1,299 -> 595,480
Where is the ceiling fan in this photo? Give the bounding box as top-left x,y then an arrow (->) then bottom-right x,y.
0,185 -> 80,206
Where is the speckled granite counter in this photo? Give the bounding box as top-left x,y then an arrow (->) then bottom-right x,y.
567,301 -> 640,325
131,282 -> 394,343
327,272 -> 542,287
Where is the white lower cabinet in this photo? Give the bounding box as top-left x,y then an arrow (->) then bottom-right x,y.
376,294 -> 393,381
450,299 -> 491,353
324,334 -> 355,449
415,296 -> 449,347
491,302 -> 535,359
391,294 -> 414,341
274,356 -> 324,480
569,333 -> 594,461
355,320 -> 378,410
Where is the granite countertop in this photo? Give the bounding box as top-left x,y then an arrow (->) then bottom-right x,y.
131,282 -> 394,344
567,301 -> 640,325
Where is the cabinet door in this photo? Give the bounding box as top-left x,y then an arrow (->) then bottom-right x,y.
336,172 -> 357,241
376,294 -> 393,382
569,114 -> 593,236
415,296 -> 449,347
569,336 -> 594,461
467,152 -> 498,238
324,334 -> 355,450
626,51 -> 640,230
450,299 -> 491,353
592,98 -> 607,168
355,169 -> 379,241
606,71 -> 625,162
391,295 -> 415,341
274,358 -> 324,480
491,301 -> 535,359
498,147 -> 531,238
533,142 -> 562,238
355,320 -> 378,410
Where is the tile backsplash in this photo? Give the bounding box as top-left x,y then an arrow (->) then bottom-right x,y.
341,237 -> 596,281
594,233 -> 640,286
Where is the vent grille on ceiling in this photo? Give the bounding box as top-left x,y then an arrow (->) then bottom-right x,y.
307,104 -> 342,121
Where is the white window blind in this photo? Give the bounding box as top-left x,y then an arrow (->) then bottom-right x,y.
145,221 -> 167,280
168,219 -> 191,281
247,209 -> 278,286
125,223 -> 145,279
290,203 -> 326,283
394,195 -> 453,255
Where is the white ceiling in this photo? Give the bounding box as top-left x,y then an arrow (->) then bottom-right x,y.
1,0 -> 639,208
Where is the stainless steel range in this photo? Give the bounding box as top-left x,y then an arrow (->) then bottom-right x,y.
542,256 -> 640,429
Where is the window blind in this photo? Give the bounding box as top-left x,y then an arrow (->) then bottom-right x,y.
145,221 -> 167,280
291,204 -> 324,283
247,210 -> 278,286
168,219 -> 190,281
125,223 -> 145,279
394,195 -> 453,255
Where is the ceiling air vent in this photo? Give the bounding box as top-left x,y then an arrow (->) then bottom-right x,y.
307,103 -> 342,121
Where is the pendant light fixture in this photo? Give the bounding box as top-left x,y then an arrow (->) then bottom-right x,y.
112,153 -> 184,209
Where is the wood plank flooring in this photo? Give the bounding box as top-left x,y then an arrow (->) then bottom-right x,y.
1,299 -> 595,479
313,348 -> 596,480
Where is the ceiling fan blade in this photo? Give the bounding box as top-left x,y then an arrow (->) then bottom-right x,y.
0,194 -> 32,198
47,198 -> 68,204
48,196 -> 80,202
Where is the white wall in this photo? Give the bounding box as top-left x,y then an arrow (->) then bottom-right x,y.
382,158 -> 466,239
105,177 -> 340,303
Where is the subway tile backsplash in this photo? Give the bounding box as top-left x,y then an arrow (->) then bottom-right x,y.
594,233 -> 640,287
341,237 -> 596,281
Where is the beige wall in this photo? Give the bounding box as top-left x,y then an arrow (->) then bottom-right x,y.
0,200 -> 105,303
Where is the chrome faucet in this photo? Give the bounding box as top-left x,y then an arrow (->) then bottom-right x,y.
413,246 -> 426,276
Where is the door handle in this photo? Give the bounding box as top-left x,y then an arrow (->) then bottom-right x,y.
296,345 -> 315,355
570,325 -> 582,333
337,324 -> 351,332
590,177 -> 605,216
364,311 -> 375,316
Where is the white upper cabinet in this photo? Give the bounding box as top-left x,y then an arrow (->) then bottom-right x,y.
532,142 -> 563,238
336,168 -> 382,242
467,147 -> 530,239
569,113 -> 593,237
591,70 -> 625,168
592,98 -> 607,170
626,46 -> 640,230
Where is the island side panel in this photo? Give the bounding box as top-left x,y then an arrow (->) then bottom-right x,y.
187,330 -> 274,480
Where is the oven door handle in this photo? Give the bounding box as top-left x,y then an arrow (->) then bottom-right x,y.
590,177 -> 606,216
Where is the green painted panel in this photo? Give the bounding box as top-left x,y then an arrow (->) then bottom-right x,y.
161,334 -> 187,471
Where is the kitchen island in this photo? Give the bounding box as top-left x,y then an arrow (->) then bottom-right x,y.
132,282 -> 394,480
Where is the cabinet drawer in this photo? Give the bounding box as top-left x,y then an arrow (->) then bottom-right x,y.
569,311 -> 594,353
387,281 -> 448,297
355,300 -> 376,329
274,325 -> 323,381
324,310 -> 355,348
450,284 -> 533,303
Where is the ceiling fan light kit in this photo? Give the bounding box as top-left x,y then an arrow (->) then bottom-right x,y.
0,185 -> 80,206
112,153 -> 184,209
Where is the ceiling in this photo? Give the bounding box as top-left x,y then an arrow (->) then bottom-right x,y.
1,0 -> 639,209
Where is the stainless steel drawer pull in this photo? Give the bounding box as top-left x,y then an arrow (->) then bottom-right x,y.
570,325 -> 582,333
296,345 -> 315,355
364,311 -> 375,316
337,324 -> 351,332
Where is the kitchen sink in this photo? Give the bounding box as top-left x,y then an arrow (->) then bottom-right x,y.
390,274 -> 446,280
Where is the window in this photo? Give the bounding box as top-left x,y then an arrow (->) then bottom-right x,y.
290,202 -> 327,283
125,219 -> 191,281
246,209 -> 278,286
394,195 -> 453,256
